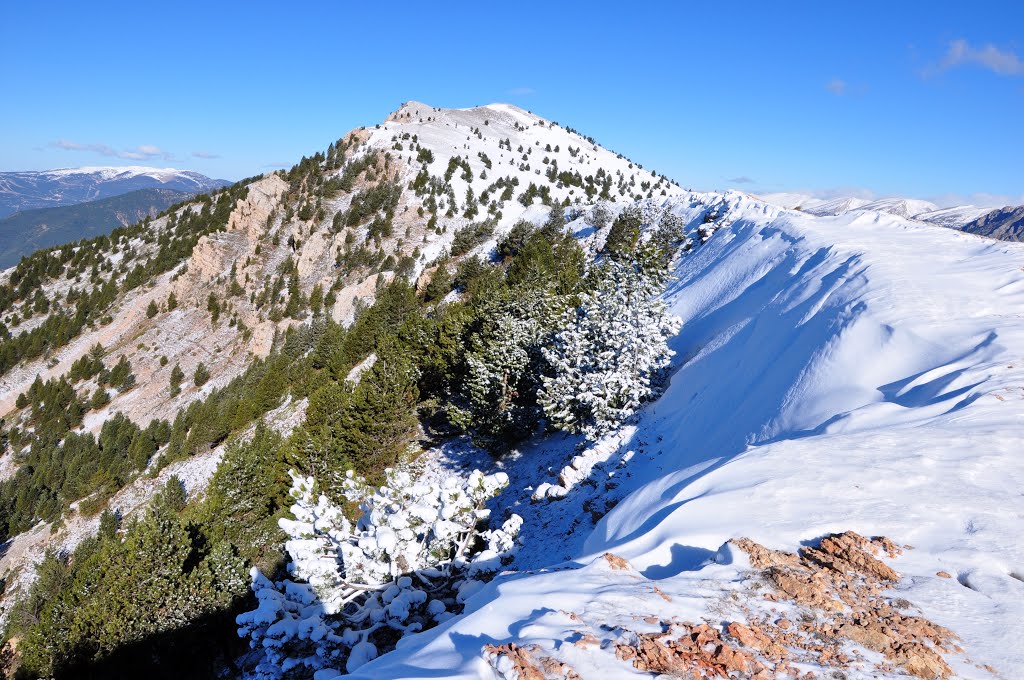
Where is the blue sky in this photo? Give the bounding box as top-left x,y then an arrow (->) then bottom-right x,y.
2,1 -> 1022,205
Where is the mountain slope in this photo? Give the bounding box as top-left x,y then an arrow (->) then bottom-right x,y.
0,187 -> 191,268
915,204 -> 996,229
349,192 -> 1024,679
0,166 -> 228,218
0,101 -> 680,420
856,196 -> 939,219
961,205 -> 1024,242
801,195 -> 872,216
0,101 -> 681,626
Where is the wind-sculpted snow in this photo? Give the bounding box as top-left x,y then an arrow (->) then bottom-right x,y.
348,191 -> 1024,678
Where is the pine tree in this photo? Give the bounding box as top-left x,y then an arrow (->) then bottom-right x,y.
207,293 -> 221,324
107,355 -> 135,390
603,205 -> 644,258
539,251 -> 681,440
146,299 -> 159,318
97,508 -> 120,540
153,475 -> 187,515
169,363 -> 184,396
193,362 -> 210,387
423,260 -> 453,302
458,293 -> 555,447
204,424 -> 286,567
90,386 -> 110,410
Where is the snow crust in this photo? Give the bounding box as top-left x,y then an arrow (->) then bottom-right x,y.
349,190 -> 1024,678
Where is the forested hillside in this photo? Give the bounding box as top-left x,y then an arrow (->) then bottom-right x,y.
0,102 -> 687,678
0,188 -> 193,268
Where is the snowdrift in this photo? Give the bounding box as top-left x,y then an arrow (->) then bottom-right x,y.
350,192 -> 1024,678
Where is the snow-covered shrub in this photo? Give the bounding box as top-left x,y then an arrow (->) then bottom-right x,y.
634,200 -> 664,227
652,211 -> 690,249
539,253 -> 681,440
237,467 -> 521,677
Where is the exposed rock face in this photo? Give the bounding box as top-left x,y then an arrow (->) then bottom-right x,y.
332,272 -> 394,324
296,228 -> 332,280
227,174 -> 287,240
616,623 -> 757,678
602,552 -> 631,571
180,175 -> 287,290
182,231 -> 245,287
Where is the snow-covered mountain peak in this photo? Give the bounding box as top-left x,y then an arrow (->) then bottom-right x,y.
856,196 -> 939,219
365,101 -> 684,226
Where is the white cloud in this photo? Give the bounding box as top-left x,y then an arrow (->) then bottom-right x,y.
825,78 -> 847,95
932,39 -> 1024,76
53,139 -> 117,156
727,176 -> 756,184
506,86 -> 536,96
50,139 -> 175,161
799,186 -> 877,201
192,150 -> 221,159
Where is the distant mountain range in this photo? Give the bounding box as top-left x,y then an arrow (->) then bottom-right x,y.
757,191 -> 1024,242
0,187 -> 192,268
0,166 -> 229,219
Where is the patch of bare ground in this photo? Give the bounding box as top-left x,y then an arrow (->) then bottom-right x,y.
616,622 -> 765,678
607,532 -> 983,679
484,643 -> 580,680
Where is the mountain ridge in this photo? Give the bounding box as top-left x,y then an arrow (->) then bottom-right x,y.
757,190 -> 1024,241
0,165 -> 229,218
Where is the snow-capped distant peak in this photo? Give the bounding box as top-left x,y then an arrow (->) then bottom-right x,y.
854,197 -> 939,219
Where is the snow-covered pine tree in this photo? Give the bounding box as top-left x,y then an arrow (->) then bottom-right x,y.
538,248 -> 681,440
458,291 -> 557,447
